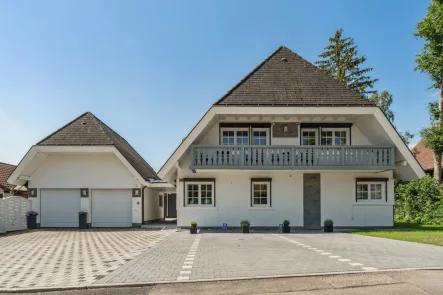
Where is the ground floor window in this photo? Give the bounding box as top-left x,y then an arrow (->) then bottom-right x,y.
251,179 -> 271,207
185,182 -> 214,207
356,182 -> 384,201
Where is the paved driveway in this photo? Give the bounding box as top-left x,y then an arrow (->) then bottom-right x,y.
2,230 -> 443,291
97,231 -> 443,284
0,229 -> 172,289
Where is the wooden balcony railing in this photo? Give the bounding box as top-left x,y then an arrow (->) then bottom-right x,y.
190,145 -> 395,170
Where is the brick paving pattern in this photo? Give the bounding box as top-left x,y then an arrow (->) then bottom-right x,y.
0,229 -> 171,289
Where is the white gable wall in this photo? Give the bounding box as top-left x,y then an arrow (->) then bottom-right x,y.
28,154 -> 143,225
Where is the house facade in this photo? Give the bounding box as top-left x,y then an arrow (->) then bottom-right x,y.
8,112 -> 173,228
158,46 -> 424,228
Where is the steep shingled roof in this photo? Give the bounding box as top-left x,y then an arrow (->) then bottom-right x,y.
0,162 -> 17,191
215,46 -> 375,106
414,138 -> 442,171
38,112 -> 160,180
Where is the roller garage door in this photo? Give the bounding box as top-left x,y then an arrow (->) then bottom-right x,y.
91,189 -> 132,227
40,189 -> 80,227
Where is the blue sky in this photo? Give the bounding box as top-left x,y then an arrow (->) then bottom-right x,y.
0,0 -> 435,170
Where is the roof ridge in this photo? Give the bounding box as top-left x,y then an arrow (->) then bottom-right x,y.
37,111 -> 91,145
89,113 -> 115,144
214,46 -> 285,105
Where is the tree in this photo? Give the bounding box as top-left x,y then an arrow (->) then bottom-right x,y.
421,102 -> 443,182
369,90 -> 394,123
316,28 -> 379,97
415,0 -> 443,181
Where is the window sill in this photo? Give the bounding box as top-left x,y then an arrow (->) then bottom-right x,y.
183,206 -> 218,211
352,203 -> 393,206
248,207 -> 274,211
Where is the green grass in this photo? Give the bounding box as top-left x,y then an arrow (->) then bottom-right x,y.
349,223 -> 443,247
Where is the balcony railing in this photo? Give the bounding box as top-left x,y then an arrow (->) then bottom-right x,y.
190,145 -> 395,170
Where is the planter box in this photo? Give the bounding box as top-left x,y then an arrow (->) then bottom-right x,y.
190,227 -> 197,234
242,226 -> 249,233
324,226 -> 333,233
27,215 -> 37,229
79,213 -> 87,229
282,225 -> 290,233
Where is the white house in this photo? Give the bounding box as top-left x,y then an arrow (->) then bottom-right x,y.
158,46 -> 424,228
8,112 -> 173,228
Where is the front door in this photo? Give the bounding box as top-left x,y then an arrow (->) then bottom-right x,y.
303,174 -> 321,229
164,194 -> 177,218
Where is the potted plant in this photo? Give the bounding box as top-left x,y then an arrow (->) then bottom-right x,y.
324,219 -> 334,232
240,220 -> 250,233
26,211 -> 38,229
282,220 -> 290,233
79,211 -> 88,229
190,221 -> 197,234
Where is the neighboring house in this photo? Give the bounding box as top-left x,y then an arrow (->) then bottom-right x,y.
158,46 -> 424,228
0,162 -> 27,198
413,138 -> 442,177
8,112 -> 173,228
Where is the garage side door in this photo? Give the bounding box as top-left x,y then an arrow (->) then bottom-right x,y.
91,189 -> 132,227
41,189 -> 80,227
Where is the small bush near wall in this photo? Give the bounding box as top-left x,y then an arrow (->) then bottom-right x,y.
395,175 -> 443,225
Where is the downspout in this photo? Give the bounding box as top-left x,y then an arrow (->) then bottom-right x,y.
141,185 -> 146,225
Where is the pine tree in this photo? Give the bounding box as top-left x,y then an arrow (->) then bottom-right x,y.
316,29 -> 378,97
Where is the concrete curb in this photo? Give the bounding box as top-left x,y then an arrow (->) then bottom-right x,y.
0,267 -> 442,293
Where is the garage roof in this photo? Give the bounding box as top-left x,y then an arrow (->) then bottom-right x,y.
37,112 -> 160,181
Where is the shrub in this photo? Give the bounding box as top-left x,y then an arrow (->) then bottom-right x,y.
395,175 -> 443,225
190,221 -> 197,228
283,220 -> 290,226
240,220 -> 250,227
323,219 -> 334,227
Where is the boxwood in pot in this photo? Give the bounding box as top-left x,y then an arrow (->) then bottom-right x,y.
190,221 -> 197,234
240,220 -> 250,233
323,219 -> 334,232
282,220 -> 290,233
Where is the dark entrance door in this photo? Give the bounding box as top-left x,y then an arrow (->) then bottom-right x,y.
164,193 -> 177,218
303,174 -> 321,229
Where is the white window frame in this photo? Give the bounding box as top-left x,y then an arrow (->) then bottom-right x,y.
220,128 -> 249,146
301,128 -> 318,146
185,182 -> 215,207
251,128 -> 269,145
321,128 -> 349,146
251,181 -> 271,207
356,181 -> 385,202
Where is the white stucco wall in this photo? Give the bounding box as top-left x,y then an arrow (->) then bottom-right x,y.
28,154 -> 143,225
143,187 -> 163,222
177,160 -> 394,228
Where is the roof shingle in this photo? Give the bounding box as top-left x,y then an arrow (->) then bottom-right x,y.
215,46 -> 375,106
0,162 -> 17,191
414,138 -> 442,171
38,112 -> 160,181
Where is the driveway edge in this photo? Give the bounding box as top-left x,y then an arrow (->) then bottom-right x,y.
1,267 -> 442,293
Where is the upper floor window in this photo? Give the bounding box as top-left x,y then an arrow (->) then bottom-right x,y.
302,129 -> 317,145
321,128 -> 348,146
253,129 -> 268,145
221,128 -> 249,145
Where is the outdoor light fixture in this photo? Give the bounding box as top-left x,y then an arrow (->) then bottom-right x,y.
29,188 -> 37,197
132,188 -> 141,197
80,188 -> 89,198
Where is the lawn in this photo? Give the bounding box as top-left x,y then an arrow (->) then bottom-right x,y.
349,223 -> 443,247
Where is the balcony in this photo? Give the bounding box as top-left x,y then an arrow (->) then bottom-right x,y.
190,145 -> 395,170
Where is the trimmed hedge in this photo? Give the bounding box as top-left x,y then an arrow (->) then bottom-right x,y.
395,175 -> 443,225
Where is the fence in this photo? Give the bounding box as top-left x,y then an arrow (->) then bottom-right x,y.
0,196 -> 31,234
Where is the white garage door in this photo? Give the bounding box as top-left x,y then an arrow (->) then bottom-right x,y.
41,189 -> 80,227
91,189 -> 132,227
